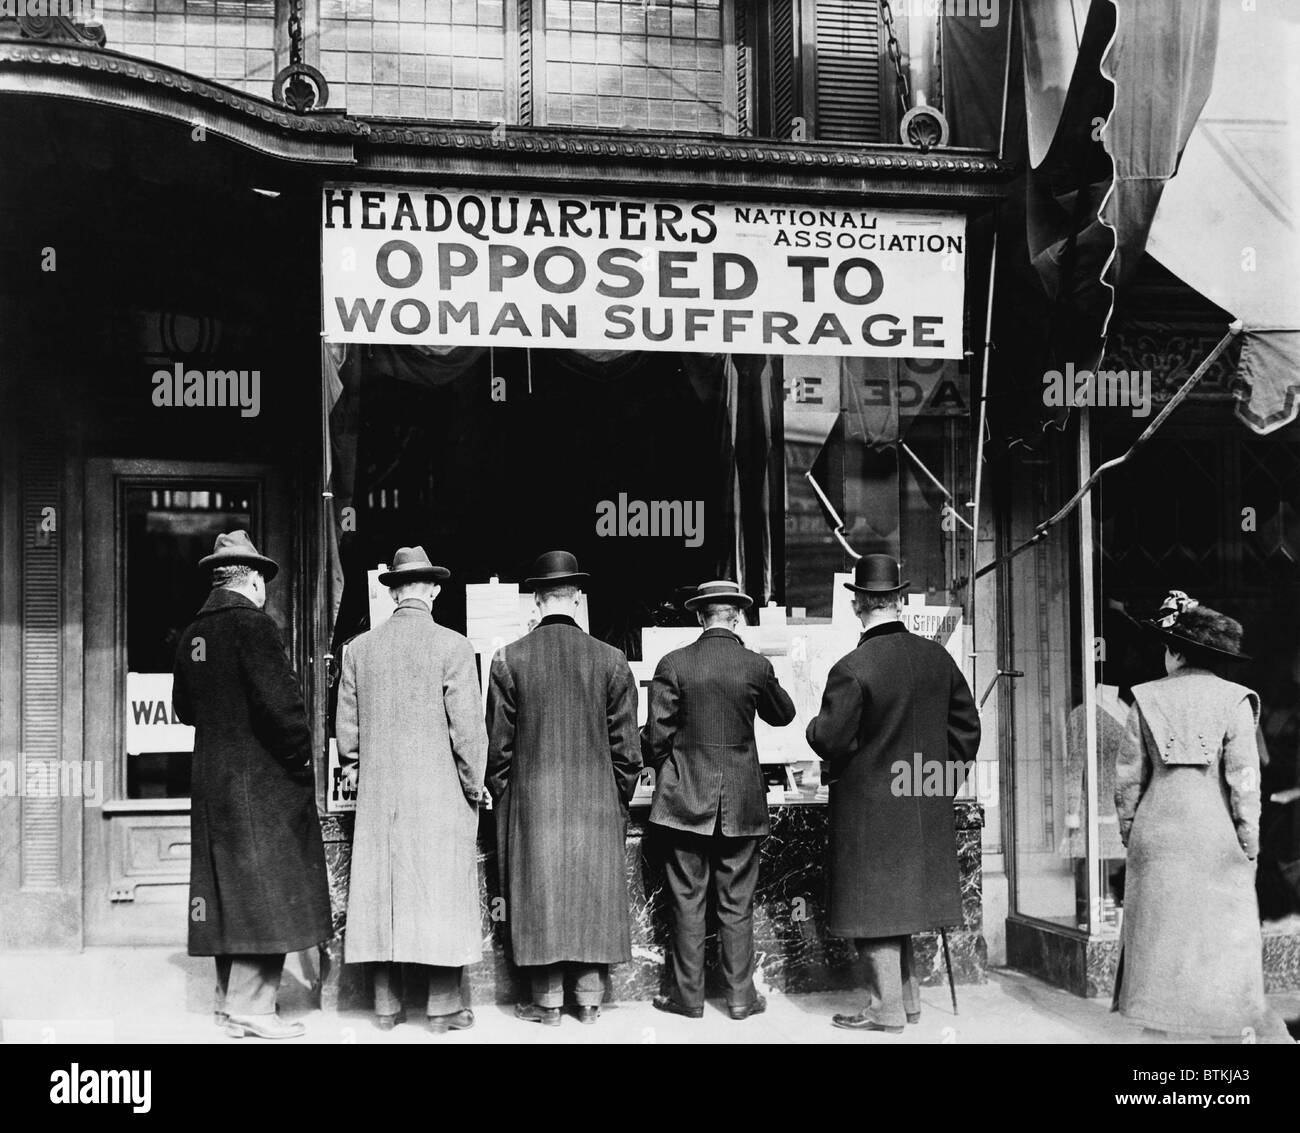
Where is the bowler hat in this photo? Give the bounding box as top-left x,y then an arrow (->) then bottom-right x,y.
1141,590 -> 1250,662
198,530 -> 279,582
684,579 -> 754,611
524,549 -> 590,589
843,553 -> 909,595
378,546 -> 450,587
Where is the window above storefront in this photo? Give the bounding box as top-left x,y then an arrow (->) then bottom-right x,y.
12,0 -> 943,141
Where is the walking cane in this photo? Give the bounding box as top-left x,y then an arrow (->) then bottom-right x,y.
940,928 -> 958,1016
934,666 -> 1021,1018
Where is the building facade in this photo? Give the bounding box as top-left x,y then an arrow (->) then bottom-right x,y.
1,0 -> 1295,1004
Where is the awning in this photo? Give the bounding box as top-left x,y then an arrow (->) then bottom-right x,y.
1144,0 -> 1300,434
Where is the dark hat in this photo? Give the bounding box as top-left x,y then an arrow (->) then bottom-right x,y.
524,549 -> 590,589
377,546 -> 450,587
198,530 -> 279,582
1141,590 -> 1250,662
843,553 -> 909,595
684,579 -> 754,611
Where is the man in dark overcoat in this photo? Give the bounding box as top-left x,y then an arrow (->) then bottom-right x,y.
805,555 -> 980,1033
486,551 -> 641,1026
172,530 -> 332,1040
642,580 -> 796,1020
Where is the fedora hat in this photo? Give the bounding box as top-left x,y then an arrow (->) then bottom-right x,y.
198,530 -> 279,582
684,579 -> 753,611
524,549 -> 590,589
1141,590 -> 1250,662
377,546 -> 450,587
843,553 -> 909,595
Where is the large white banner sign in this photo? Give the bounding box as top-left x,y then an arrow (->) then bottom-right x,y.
321,185 -> 966,358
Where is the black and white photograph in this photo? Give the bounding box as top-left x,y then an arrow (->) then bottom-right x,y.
1,0 -> 1297,1103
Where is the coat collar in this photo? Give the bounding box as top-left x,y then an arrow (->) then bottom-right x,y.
392,597 -> 433,617
699,627 -> 742,644
858,619 -> 907,646
538,613 -> 579,629
197,588 -> 259,617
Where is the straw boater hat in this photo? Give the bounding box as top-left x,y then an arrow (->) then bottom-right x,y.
843,553 -> 909,595
1141,590 -> 1250,662
524,550 -> 590,589
198,530 -> 279,582
377,546 -> 450,587
683,580 -> 753,611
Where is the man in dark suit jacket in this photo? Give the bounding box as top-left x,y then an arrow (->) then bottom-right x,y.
806,555 -> 980,1033
486,551 -> 641,1027
642,580 -> 797,1020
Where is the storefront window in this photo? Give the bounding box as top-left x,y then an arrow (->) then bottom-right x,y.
98,0 -> 277,94
785,356 -> 974,615
123,482 -> 255,799
539,0 -> 731,131
319,0 -> 508,118
1095,407 -> 1300,926
1002,423 -> 1092,931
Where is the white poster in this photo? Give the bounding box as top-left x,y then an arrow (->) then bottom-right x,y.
322,186 -> 966,358
325,738 -> 356,814
126,672 -> 194,755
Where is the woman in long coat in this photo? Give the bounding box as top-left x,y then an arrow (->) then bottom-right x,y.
1114,591 -> 1288,1041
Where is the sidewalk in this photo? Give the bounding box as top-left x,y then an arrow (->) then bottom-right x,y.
2,949 -> 1297,1044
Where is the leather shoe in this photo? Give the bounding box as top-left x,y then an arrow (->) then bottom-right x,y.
375,1010 -> 406,1032
906,1011 -> 921,1025
831,1011 -> 903,1034
515,1003 -> 562,1027
428,1009 -> 474,1034
225,1013 -> 306,1040
728,995 -> 767,1021
574,1006 -> 600,1024
652,995 -> 703,1019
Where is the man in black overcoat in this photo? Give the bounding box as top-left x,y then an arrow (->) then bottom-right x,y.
172,531 -> 332,1040
486,551 -> 641,1026
642,580 -> 797,1021
805,555 -> 980,1033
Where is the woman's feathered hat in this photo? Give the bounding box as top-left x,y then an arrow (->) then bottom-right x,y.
1140,590 -> 1250,662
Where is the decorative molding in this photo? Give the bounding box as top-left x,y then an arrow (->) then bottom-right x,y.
3,12 -> 105,48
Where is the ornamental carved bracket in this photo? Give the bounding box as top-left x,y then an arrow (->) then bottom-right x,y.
2,10 -> 107,49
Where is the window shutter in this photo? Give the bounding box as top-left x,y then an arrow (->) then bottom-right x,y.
770,0 -> 798,140
813,0 -> 883,143
20,445 -> 63,888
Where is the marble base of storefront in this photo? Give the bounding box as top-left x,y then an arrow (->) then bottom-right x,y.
318,800 -> 987,1012
1006,915 -> 1300,999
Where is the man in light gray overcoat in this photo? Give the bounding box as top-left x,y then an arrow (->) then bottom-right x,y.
336,546 -> 489,1033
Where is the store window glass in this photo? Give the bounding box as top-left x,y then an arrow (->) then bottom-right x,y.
123,482 -> 256,799
319,0 -> 508,118
539,0 -> 731,132
1002,425 -> 1091,930
98,0 -> 277,95
784,356 -> 974,616
1095,408 -> 1300,927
